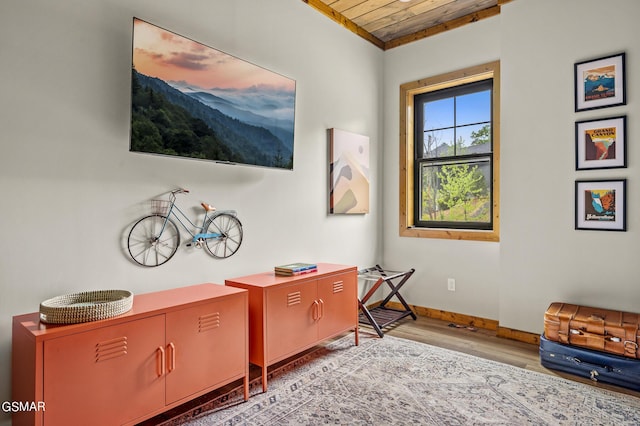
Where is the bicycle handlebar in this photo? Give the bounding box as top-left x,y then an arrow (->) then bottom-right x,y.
172,188 -> 190,195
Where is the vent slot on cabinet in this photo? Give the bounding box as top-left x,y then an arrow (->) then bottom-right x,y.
95,337 -> 128,363
332,281 -> 344,293
287,291 -> 302,307
199,312 -> 221,333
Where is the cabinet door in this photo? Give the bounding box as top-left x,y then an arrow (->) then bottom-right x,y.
43,315 -> 166,426
317,272 -> 357,340
165,295 -> 247,404
265,280 -> 318,363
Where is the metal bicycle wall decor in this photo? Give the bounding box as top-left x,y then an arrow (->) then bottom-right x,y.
127,189 -> 243,267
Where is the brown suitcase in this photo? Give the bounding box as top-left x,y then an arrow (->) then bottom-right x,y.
544,302 -> 640,358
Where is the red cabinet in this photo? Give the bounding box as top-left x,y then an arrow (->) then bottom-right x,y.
226,263 -> 358,391
12,284 -> 248,426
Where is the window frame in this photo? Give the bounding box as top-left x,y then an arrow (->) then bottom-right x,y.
399,61 -> 500,242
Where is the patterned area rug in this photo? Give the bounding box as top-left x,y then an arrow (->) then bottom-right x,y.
166,334 -> 640,425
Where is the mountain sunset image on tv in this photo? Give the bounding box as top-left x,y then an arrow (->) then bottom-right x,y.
130,18 -> 296,169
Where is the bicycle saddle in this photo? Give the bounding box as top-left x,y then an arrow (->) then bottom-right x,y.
201,203 -> 216,212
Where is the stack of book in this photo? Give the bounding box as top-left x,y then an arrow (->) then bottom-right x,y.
274,262 -> 318,276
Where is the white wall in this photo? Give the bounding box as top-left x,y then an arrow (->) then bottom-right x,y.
382,18 -> 502,321
383,0 -> 640,333
0,0 -> 383,421
499,0 -> 640,331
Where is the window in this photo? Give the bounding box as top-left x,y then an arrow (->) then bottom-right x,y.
400,61 -> 500,242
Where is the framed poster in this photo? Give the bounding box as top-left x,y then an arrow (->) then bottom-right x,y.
575,179 -> 626,231
575,116 -> 626,170
575,52 -> 626,112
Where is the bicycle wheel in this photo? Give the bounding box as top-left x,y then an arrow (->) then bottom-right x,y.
127,215 -> 180,267
204,213 -> 243,258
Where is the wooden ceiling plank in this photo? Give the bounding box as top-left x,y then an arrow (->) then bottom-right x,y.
415,0 -> 495,32
329,0 -> 370,14
341,0 -> 399,20
394,0 -> 462,19
384,5 -> 501,49
359,0 -> 457,33
302,0 -> 385,49
371,0 -> 496,38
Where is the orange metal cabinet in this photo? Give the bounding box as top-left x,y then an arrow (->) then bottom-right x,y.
11,283 -> 249,426
225,263 -> 358,391
265,280 -> 319,362
42,314 -> 166,425
317,272 -> 358,340
165,295 -> 247,405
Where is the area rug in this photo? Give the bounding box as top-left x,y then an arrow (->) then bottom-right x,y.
165,334 -> 640,425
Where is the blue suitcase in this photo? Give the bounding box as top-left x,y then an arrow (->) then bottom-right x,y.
540,333 -> 640,391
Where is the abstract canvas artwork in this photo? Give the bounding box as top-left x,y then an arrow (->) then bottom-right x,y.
329,129 -> 370,214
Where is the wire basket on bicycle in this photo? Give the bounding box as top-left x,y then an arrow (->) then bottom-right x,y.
150,199 -> 172,216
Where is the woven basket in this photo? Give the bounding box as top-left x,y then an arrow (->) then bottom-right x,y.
39,290 -> 134,324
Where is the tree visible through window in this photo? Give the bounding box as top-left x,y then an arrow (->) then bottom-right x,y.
415,79 -> 492,229
400,62 -> 500,241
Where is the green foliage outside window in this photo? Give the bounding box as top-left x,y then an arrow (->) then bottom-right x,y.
419,124 -> 491,224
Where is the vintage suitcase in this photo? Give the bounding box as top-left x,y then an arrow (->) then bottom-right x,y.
540,333 -> 640,391
544,302 -> 640,358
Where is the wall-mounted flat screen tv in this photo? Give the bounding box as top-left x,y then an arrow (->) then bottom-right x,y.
130,18 -> 296,169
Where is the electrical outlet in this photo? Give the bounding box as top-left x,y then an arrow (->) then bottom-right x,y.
447,278 -> 456,291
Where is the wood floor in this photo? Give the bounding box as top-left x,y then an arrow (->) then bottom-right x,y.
376,315 -> 640,398
142,314 -> 639,424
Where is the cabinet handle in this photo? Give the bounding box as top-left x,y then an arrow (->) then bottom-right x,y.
312,300 -> 319,320
156,346 -> 166,377
168,342 -> 176,372
318,298 -> 325,319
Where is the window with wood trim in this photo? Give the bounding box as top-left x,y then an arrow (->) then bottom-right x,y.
400,61 -> 500,242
